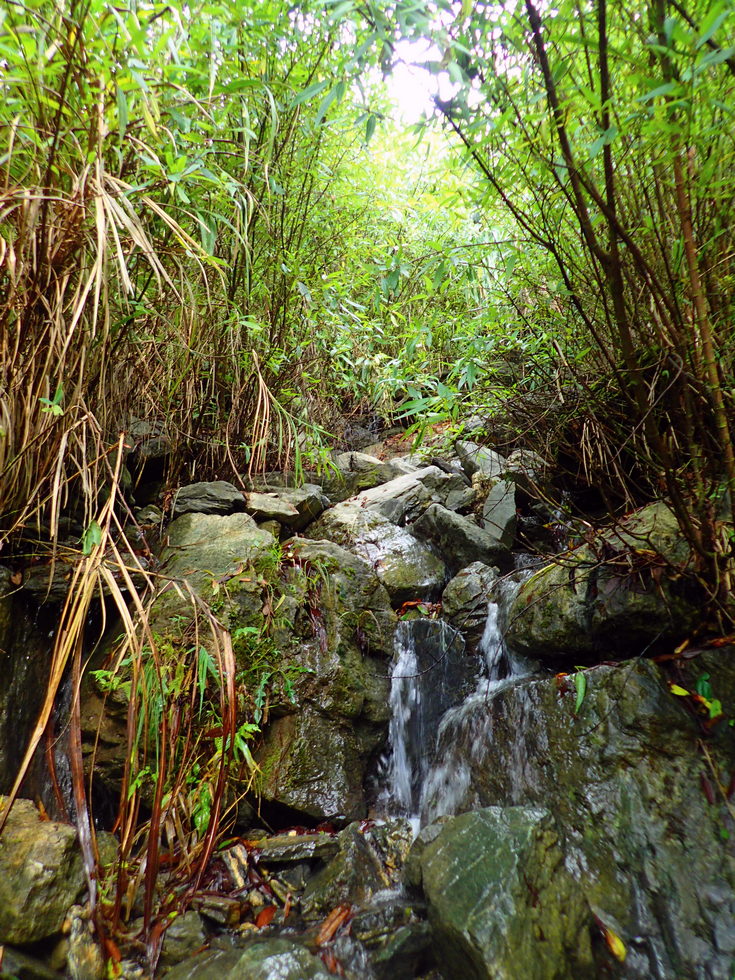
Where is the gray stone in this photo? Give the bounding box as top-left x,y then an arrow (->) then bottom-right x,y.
127,419 -> 171,461
420,807 -> 592,980
164,948 -> 242,980
285,538 -> 397,658
272,484 -> 330,530
155,511 -> 275,621
334,451 -> 385,471
0,797 -> 85,944
421,652 -> 735,979
160,911 -> 207,968
244,491 -> 300,524
357,466 -> 472,525
0,945 -> 65,979
455,440 -> 506,480
412,504 -> 509,573
307,502 -> 446,604
134,504 -> 163,524
254,704 -> 382,821
246,832 -> 340,865
172,481 -> 244,516
507,501 -> 700,659
442,563 -> 499,648
503,449 -> 549,494
252,538 -> 395,820
301,823 -> 391,918
225,939 -> 332,980
482,479 -> 517,548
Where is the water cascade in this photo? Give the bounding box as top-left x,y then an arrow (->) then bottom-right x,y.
381,576 -> 531,829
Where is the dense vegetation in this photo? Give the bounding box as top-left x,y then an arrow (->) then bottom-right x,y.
1,0 -> 734,968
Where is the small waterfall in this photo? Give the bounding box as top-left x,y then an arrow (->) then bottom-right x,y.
380,575 -> 534,829
378,618 -> 467,830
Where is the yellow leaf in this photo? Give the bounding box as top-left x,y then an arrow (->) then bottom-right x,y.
670,684 -> 690,696
602,924 -> 627,962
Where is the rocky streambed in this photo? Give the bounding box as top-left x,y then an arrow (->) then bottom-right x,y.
1,437 -> 734,979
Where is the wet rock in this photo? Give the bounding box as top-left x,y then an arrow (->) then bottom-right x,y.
503,449 -> 549,495
160,911 -> 208,968
301,824 -> 391,918
172,481 -> 245,516
66,904 -> 105,980
307,503 -> 446,604
155,511 -> 275,621
0,946 -> 65,979
20,564 -> 73,604
255,705 -> 383,822
357,467 -> 473,525
421,652 -> 735,980
507,501 -> 700,659
441,562 -> 499,649
163,947 -> 243,980
411,504 -> 509,573
455,441 -> 506,480
420,807 -> 592,980
252,539 -> 394,820
244,490 -> 300,523
227,939 -> 333,980
247,832 -> 340,865
481,479 -> 517,549
371,921 -> 434,980
0,798 -> 85,945
273,485 -> 330,530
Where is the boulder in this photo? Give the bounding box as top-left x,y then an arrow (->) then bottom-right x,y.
455,440 -> 506,480
411,504 -> 510,573
172,481 -> 245,516
306,503 -> 446,604
243,491 -> 300,524
481,479 -> 517,549
356,466 -> 473,525
301,823 -> 391,918
252,538 -> 395,820
504,449 -> 549,494
160,911 -> 208,970
320,454 -> 398,503
506,501 -> 700,659
255,703 -> 384,821
420,807 -> 592,980
420,652 -> 735,979
154,511 -> 275,625
243,485 -> 329,531
441,563 -> 499,649
0,798 -> 85,944
226,939 -> 333,980
273,484 -> 330,530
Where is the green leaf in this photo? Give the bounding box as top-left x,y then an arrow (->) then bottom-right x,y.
315,80 -> 346,127
290,79 -> 329,108
574,670 -> 587,713
81,520 -> 103,555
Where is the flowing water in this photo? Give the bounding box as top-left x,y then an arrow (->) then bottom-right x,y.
380,575 -> 533,829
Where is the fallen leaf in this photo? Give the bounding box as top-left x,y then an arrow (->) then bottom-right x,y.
315,904 -> 352,946
597,919 -> 626,962
255,905 -> 276,928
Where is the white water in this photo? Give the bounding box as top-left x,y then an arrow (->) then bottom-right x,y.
380,576 -> 532,830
